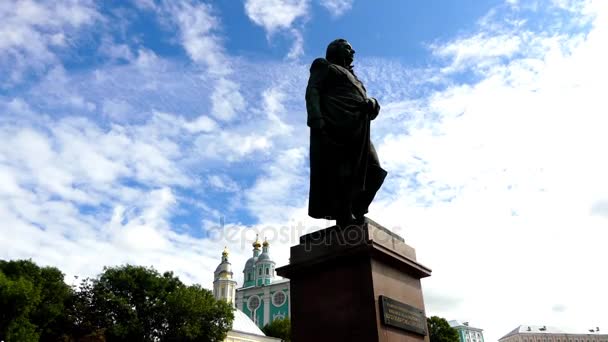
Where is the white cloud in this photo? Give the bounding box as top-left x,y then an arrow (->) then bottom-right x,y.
0,0 -> 99,84
184,115 -> 218,133
245,148 -> 307,222
244,0 -> 308,32
103,99 -> 134,121
193,131 -> 272,162
432,33 -> 523,73
0,0 -> 307,295
133,0 -> 158,11
210,78 -> 246,121
367,1 -> 608,340
207,175 -> 239,192
244,0 -> 309,59
319,0 -> 353,17
0,97 -> 249,286
168,0 -> 230,76
145,1 -> 248,122
286,28 -> 305,60
242,0 -> 355,58
261,87 -> 293,135
2,2 -> 608,339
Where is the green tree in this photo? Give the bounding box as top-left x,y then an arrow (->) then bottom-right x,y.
73,264 -> 233,342
164,284 -> 234,341
0,259 -> 72,341
427,316 -> 460,342
262,317 -> 291,342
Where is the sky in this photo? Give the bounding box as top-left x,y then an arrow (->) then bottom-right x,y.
1,0 -> 607,340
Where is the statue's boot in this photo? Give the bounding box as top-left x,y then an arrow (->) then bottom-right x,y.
336,213 -> 357,228
352,164 -> 387,219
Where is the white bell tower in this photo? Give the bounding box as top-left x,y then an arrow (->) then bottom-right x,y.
213,246 -> 237,306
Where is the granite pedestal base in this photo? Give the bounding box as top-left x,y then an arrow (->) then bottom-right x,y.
276,218 -> 431,342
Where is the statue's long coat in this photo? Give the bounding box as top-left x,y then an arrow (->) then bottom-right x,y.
305,58 -> 387,219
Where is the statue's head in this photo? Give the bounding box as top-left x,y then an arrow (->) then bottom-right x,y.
326,39 -> 355,67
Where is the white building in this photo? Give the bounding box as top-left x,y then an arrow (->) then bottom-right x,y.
214,246 -> 238,306
450,320 -> 485,342
500,325 -> 608,342
213,246 -> 281,342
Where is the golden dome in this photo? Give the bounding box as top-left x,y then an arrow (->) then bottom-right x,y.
252,234 -> 261,248
222,246 -> 229,256
263,237 -> 269,247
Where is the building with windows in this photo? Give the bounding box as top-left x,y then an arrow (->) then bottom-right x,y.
450,320 -> 485,342
213,246 -> 281,342
235,236 -> 290,329
499,325 -> 608,342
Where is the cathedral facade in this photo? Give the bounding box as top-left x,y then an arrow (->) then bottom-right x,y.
235,236 -> 291,329
213,244 -> 282,342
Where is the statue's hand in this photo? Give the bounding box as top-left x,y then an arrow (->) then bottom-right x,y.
365,98 -> 376,112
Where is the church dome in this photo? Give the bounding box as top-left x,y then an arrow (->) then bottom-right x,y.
252,236 -> 262,249
214,263 -> 234,282
256,252 -> 271,263
244,256 -> 257,270
214,247 -> 234,279
214,261 -> 232,275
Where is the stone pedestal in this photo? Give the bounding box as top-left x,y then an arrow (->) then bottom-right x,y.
276,218 -> 431,342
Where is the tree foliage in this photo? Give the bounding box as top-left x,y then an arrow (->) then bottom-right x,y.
427,316 -> 460,342
0,260 -> 234,342
71,264 -> 234,342
262,317 -> 291,342
0,259 -> 72,341
164,284 -> 234,341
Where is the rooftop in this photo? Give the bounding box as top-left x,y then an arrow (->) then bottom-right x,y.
236,277 -> 289,291
449,320 -> 484,331
500,326 -> 607,341
232,309 -> 266,336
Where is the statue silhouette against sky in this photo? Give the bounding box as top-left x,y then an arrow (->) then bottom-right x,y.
305,38 -> 387,227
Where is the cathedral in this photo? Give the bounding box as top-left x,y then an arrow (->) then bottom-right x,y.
213,236 -> 290,340
235,236 -> 290,328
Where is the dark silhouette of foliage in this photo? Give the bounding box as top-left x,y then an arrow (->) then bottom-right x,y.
0,259 -> 71,341
71,264 -> 233,342
427,316 -> 460,342
262,317 -> 291,341
0,260 -> 233,342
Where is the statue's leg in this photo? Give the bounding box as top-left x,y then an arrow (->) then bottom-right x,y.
335,161 -> 356,227
352,143 -> 387,219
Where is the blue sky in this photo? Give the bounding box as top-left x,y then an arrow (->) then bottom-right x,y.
1,0 -> 608,340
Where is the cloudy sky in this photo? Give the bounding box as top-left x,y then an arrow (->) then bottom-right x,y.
1,0 -> 607,340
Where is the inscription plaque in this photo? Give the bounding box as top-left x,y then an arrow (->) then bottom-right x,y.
379,296 -> 427,336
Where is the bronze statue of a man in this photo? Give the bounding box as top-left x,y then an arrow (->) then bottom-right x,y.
305,38 -> 387,226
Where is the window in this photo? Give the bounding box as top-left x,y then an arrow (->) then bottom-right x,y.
272,291 -> 286,306
247,295 -> 261,311
266,268 -> 269,275
259,268 -> 262,275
